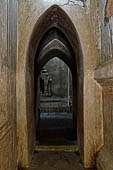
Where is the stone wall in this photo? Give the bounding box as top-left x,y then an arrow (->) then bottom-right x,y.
101,15 -> 113,63
105,0 -> 113,18
1,1 -> 113,170
89,0 -> 113,64
95,1 -> 113,170
45,57 -> 69,98
0,0 -> 17,170
17,1 -> 103,168
101,0 -> 113,63
89,0 -> 101,57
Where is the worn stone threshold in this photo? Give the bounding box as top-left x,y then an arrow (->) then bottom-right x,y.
35,144 -> 78,152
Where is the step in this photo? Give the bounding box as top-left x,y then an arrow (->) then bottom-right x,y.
35,144 -> 78,152
40,107 -> 72,113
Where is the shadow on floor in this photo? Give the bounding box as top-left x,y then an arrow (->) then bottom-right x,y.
37,112 -> 76,145
19,151 -> 96,170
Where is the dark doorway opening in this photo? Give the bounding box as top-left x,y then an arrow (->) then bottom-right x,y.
34,28 -> 77,147
38,58 -> 76,145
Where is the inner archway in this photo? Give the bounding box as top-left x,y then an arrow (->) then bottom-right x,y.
17,5 -> 84,169
36,57 -> 76,146
34,27 -> 78,146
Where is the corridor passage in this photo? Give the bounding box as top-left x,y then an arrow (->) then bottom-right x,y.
24,152 -> 96,170
38,95 -> 75,145
38,112 -> 74,145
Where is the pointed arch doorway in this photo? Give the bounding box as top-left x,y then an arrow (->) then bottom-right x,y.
17,5 -> 84,169
34,27 -> 78,146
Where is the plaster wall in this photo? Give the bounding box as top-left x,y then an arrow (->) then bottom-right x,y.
101,0 -> 113,63
95,1 -> 113,170
105,0 -> 113,18
0,0 -> 17,170
89,0 -> 101,56
96,83 -> 113,170
17,0 -> 103,168
45,57 -> 69,98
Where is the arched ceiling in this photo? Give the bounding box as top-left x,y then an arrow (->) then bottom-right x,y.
35,28 -> 76,74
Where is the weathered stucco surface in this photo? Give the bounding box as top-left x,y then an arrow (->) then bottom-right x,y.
95,77 -> 113,170
89,0 -> 101,54
45,58 -> 69,98
0,0 -> 17,170
105,0 -> 113,18
17,0 -> 103,168
95,1 -> 113,170
1,1 -> 113,170
101,0 -> 113,63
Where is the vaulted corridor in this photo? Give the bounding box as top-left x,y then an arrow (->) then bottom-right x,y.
0,1 -> 113,170
34,27 -> 77,147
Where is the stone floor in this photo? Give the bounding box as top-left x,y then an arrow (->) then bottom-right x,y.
24,111 -> 95,170
24,151 -> 96,170
20,112 -> 96,170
